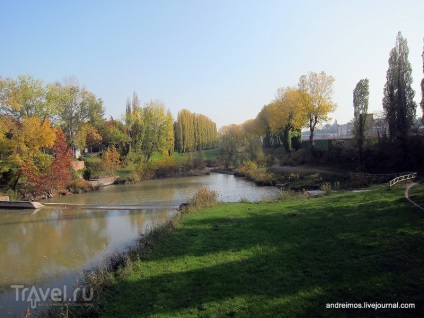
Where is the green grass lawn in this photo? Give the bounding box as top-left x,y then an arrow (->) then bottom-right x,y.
409,183 -> 424,209
96,187 -> 424,317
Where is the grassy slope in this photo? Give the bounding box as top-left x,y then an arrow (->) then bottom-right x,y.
98,186 -> 424,318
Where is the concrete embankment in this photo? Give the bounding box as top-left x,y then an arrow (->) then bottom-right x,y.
0,200 -> 44,209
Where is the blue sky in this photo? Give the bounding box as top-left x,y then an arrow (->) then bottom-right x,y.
1,0 -> 423,128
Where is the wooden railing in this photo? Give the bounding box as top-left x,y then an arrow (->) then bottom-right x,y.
389,172 -> 417,187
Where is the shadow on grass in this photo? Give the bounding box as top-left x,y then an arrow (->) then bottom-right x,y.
98,191 -> 424,317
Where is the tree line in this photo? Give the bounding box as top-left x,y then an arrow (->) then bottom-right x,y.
219,32 -> 423,171
219,70 -> 337,158
0,76 -> 219,196
174,109 -> 219,153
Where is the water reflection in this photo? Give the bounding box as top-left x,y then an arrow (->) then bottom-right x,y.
0,174 -> 280,315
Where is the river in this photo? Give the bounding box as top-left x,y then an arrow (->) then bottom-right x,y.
0,173 -> 281,316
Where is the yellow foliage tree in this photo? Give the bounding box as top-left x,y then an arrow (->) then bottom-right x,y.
0,115 -> 56,189
75,122 -> 102,153
101,146 -> 120,176
298,71 -> 336,147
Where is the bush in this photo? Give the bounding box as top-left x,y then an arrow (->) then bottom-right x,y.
150,156 -> 180,178
67,179 -> 95,194
187,186 -> 219,211
320,182 -> 332,195
126,170 -> 142,183
83,161 -> 104,180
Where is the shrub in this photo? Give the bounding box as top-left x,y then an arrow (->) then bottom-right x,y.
188,186 -> 219,211
150,156 -> 180,178
126,170 -> 142,183
320,182 -> 332,195
67,179 -> 94,194
288,173 -> 300,181
83,161 -> 104,180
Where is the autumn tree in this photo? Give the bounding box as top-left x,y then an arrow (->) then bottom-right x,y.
267,87 -> 306,152
383,32 -> 416,146
1,116 -> 56,189
75,122 -> 102,153
353,79 -> 369,163
101,145 -> 121,176
298,71 -> 336,148
21,129 -> 73,198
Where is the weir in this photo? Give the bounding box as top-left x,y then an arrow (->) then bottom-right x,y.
42,202 -> 181,210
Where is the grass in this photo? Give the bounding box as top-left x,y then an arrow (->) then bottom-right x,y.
91,185 -> 424,317
409,183 -> 424,208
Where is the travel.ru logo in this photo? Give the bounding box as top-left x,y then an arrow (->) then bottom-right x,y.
11,284 -> 94,309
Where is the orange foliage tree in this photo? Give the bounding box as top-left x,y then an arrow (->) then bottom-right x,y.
21,129 -> 73,198
101,145 -> 120,176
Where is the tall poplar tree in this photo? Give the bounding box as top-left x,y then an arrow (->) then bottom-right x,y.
353,78 -> 369,163
382,32 -> 416,144
421,40 -> 424,124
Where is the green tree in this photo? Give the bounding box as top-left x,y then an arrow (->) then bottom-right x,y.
100,119 -> 130,152
142,100 -> 173,161
421,40 -> 424,124
174,109 -> 218,153
164,110 -> 175,156
0,75 -> 60,123
383,32 -> 416,145
219,124 -> 244,168
353,79 -> 369,164
48,78 -> 104,153
298,71 -> 336,148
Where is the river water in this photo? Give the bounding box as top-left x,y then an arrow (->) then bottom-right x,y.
0,173 -> 281,316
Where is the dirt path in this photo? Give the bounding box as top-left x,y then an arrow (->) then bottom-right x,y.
404,181 -> 424,211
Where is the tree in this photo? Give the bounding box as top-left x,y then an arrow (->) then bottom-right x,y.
383,32 -> 416,145
101,146 -> 120,176
421,39 -> 424,124
40,129 -> 73,196
142,100 -> 173,161
298,71 -> 336,148
266,87 -> 306,152
125,97 -> 132,127
132,92 -> 140,113
49,78 -> 104,153
0,75 -> 60,123
174,109 -> 218,153
219,124 -> 245,168
99,119 -> 130,152
164,110 -> 175,156
353,79 -> 369,164
75,122 -> 102,153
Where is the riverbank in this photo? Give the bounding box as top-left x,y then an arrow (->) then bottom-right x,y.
66,184 -> 423,317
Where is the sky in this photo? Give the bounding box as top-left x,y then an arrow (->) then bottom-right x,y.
1,0 -> 423,128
